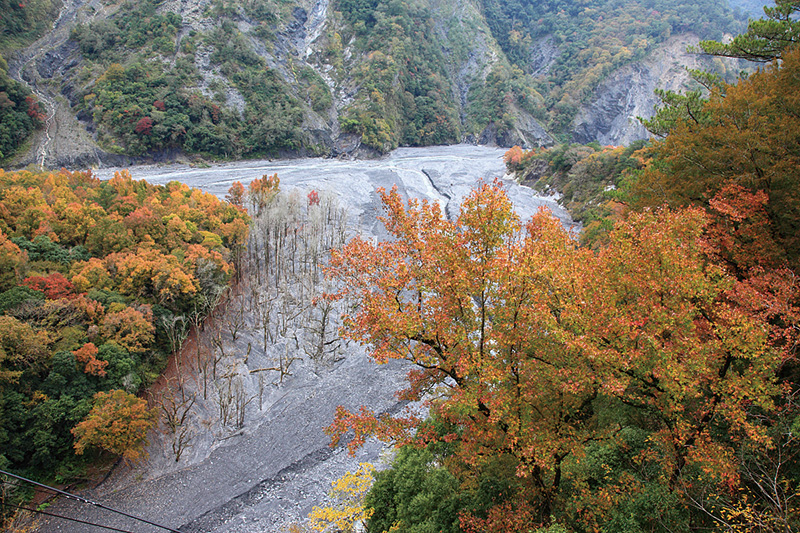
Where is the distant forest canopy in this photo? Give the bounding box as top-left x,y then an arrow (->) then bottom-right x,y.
728,0 -> 773,16
0,54 -> 44,162
1,0 -> 752,161
0,168 -> 248,516
0,0 -> 61,51
0,0 -> 60,164
506,0 -> 800,248
328,0 -> 747,146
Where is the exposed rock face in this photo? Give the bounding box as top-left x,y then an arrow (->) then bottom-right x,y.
509,108 -> 554,148
529,35 -> 559,78
476,109 -> 553,149
571,34 -> 707,146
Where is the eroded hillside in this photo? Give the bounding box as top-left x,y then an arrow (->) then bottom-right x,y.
3,0 -> 757,167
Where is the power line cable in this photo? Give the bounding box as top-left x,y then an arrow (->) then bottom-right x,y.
0,469 -> 182,532
1,501 -> 138,533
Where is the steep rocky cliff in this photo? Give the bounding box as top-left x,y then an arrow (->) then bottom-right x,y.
571,34 -> 712,146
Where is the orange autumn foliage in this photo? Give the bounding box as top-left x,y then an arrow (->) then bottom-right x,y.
100,306 -> 155,354
248,173 -> 280,212
72,389 -> 155,463
0,166 -> 250,477
72,342 -> 108,377
226,181 -> 246,207
502,145 -> 524,170
325,181 -> 788,520
70,257 -> 112,293
634,46 -> 800,270
0,229 -> 26,291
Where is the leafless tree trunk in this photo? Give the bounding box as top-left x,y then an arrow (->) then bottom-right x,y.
304,295 -> 343,366
250,344 -> 300,384
161,314 -> 188,361
153,376 -> 197,462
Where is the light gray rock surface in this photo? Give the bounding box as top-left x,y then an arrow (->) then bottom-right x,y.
570,34 -> 708,146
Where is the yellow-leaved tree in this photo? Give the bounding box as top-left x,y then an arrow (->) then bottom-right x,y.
307,463 -> 375,532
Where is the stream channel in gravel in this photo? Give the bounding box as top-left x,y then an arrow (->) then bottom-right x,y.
34,145 -> 574,533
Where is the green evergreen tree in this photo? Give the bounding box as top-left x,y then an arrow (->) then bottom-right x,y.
696,0 -> 800,61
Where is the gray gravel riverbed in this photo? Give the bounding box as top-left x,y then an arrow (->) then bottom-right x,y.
34,145 -> 572,533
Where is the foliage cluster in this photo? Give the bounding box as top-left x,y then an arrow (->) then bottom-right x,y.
0,168 -> 248,497
465,63 -> 545,138
0,0 -> 60,50
1,0 -> 754,158
507,141 -> 646,229
325,15 -> 800,530
696,0 -> 799,62
204,22 -> 306,156
331,0 -> 461,152
327,180 -> 799,533
328,0 -> 745,148
308,463 -> 376,532
71,1 -> 182,61
730,0 -> 773,16
633,43 -> 800,270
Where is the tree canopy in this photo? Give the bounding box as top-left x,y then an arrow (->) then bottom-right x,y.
325,180 -> 796,531
0,167 -> 248,506
634,45 -> 800,270
696,0 -> 800,61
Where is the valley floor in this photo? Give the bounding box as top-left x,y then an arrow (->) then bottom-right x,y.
32,145 -> 571,533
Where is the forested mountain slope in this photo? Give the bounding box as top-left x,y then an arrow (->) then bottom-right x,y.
0,167 -> 250,528
0,0 -> 758,166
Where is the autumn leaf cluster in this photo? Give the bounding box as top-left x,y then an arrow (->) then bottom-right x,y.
0,167 -> 248,488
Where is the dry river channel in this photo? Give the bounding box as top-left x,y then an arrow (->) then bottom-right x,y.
34,145 -> 573,533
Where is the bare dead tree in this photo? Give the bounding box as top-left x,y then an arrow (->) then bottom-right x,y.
215,367 -> 255,430
243,342 -> 252,365
159,378 -> 197,432
151,375 -> 197,462
190,289 -> 225,400
171,423 -> 195,463
256,292 -> 276,350
215,369 -> 233,428
233,376 -> 255,429
243,190 -> 350,385
250,344 -> 300,384
304,295 -> 344,366
196,333 -> 214,400
209,324 -> 227,383
161,314 -> 189,363
257,372 -> 266,410
223,293 -> 247,342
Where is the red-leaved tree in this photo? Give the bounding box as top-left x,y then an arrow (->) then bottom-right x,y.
134,117 -> 154,135
23,272 -> 75,300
